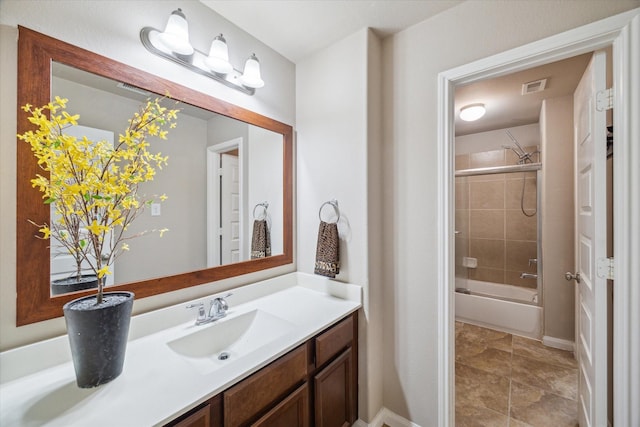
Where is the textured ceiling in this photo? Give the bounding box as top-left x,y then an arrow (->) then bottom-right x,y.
200,0 -> 462,62
455,53 -> 592,136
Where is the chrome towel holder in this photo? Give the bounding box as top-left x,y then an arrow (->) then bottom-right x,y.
319,199 -> 340,223
253,201 -> 269,220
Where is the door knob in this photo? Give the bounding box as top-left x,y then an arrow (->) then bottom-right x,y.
565,271 -> 581,283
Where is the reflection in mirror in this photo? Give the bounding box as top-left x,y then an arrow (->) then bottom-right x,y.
50,63 -> 284,293
16,26 -> 292,325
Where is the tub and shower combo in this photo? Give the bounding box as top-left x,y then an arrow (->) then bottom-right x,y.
455,136 -> 542,339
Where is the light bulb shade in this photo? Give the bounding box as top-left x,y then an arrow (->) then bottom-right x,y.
157,8 -> 194,55
459,103 -> 486,121
204,34 -> 233,74
240,54 -> 264,89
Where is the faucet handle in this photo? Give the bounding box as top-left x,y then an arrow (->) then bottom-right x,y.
186,302 -> 206,323
210,293 -> 232,317
215,293 -> 232,308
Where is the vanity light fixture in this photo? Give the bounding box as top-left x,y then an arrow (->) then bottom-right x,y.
140,9 -> 264,95
459,103 -> 486,121
156,8 -> 194,56
205,34 -> 233,74
240,54 -> 265,89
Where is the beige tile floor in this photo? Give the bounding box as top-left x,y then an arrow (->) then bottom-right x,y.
455,321 -> 578,426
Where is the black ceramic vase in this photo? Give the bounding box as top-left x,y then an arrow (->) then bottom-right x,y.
63,291 -> 134,388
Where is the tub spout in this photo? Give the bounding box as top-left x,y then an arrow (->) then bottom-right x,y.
520,272 -> 538,279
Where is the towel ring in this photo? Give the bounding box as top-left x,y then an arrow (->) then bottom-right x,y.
319,200 -> 340,223
253,202 -> 269,220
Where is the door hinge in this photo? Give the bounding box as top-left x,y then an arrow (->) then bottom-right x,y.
597,257 -> 614,280
596,88 -> 613,111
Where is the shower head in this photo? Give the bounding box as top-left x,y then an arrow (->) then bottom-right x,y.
504,130 -> 538,164
505,130 -> 526,154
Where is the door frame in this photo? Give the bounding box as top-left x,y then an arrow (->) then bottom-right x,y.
206,137 -> 245,267
437,9 -> 640,427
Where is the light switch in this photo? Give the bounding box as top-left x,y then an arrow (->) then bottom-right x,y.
151,203 -> 161,216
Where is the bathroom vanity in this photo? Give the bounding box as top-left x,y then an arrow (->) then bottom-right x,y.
168,312 -> 357,427
0,273 -> 361,426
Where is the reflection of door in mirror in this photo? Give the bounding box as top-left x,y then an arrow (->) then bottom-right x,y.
221,152 -> 240,265
207,138 -> 245,268
50,125 -> 115,294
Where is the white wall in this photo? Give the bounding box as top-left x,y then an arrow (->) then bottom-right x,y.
455,123 -> 540,155
381,1 -> 638,425
296,28 -> 384,422
540,95 -> 576,342
0,0 -> 295,350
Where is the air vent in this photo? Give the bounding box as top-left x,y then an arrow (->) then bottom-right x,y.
116,82 -> 151,97
522,78 -> 547,95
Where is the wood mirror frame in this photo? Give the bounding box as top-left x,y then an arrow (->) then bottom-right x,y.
16,26 -> 293,326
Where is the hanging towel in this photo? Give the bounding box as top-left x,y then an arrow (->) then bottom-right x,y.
251,219 -> 271,259
314,221 -> 340,278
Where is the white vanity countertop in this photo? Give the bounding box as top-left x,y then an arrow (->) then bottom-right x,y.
0,272 -> 361,427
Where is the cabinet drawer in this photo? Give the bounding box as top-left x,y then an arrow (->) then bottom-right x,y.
315,315 -> 354,367
252,383 -> 309,427
224,344 -> 308,427
167,403 -> 210,427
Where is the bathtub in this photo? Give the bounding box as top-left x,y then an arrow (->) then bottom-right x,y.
455,278 -> 542,339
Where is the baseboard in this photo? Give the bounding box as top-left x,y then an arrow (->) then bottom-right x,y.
355,407 -> 422,427
542,335 -> 575,352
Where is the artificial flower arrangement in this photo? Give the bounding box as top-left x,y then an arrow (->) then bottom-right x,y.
18,96 -> 179,303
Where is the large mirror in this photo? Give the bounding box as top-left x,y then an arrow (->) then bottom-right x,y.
16,27 -> 293,325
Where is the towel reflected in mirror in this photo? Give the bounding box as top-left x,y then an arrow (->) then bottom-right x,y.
250,219 -> 271,259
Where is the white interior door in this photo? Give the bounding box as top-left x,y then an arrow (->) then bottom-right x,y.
51,125 -> 115,286
220,153 -> 240,264
574,50 -> 607,427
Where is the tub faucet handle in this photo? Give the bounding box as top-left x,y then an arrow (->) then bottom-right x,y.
528,258 -> 538,266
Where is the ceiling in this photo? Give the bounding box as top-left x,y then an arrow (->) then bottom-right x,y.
199,0 -> 463,63
455,53 -> 592,136
201,1 -> 592,136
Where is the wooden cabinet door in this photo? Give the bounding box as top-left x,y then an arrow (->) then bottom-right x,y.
224,344 -> 308,427
252,383 -> 309,427
314,348 -> 355,427
170,403 -> 211,427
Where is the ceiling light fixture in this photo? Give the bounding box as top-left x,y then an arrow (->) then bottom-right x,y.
459,103 -> 486,121
140,9 -> 264,95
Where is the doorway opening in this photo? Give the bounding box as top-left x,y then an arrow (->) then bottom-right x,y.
437,10 -> 639,427
453,51 -> 601,426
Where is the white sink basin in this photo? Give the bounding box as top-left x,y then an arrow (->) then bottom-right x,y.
167,309 -> 294,374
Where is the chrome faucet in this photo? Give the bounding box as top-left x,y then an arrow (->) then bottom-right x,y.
209,294 -> 231,319
186,293 -> 232,326
520,272 -> 538,279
